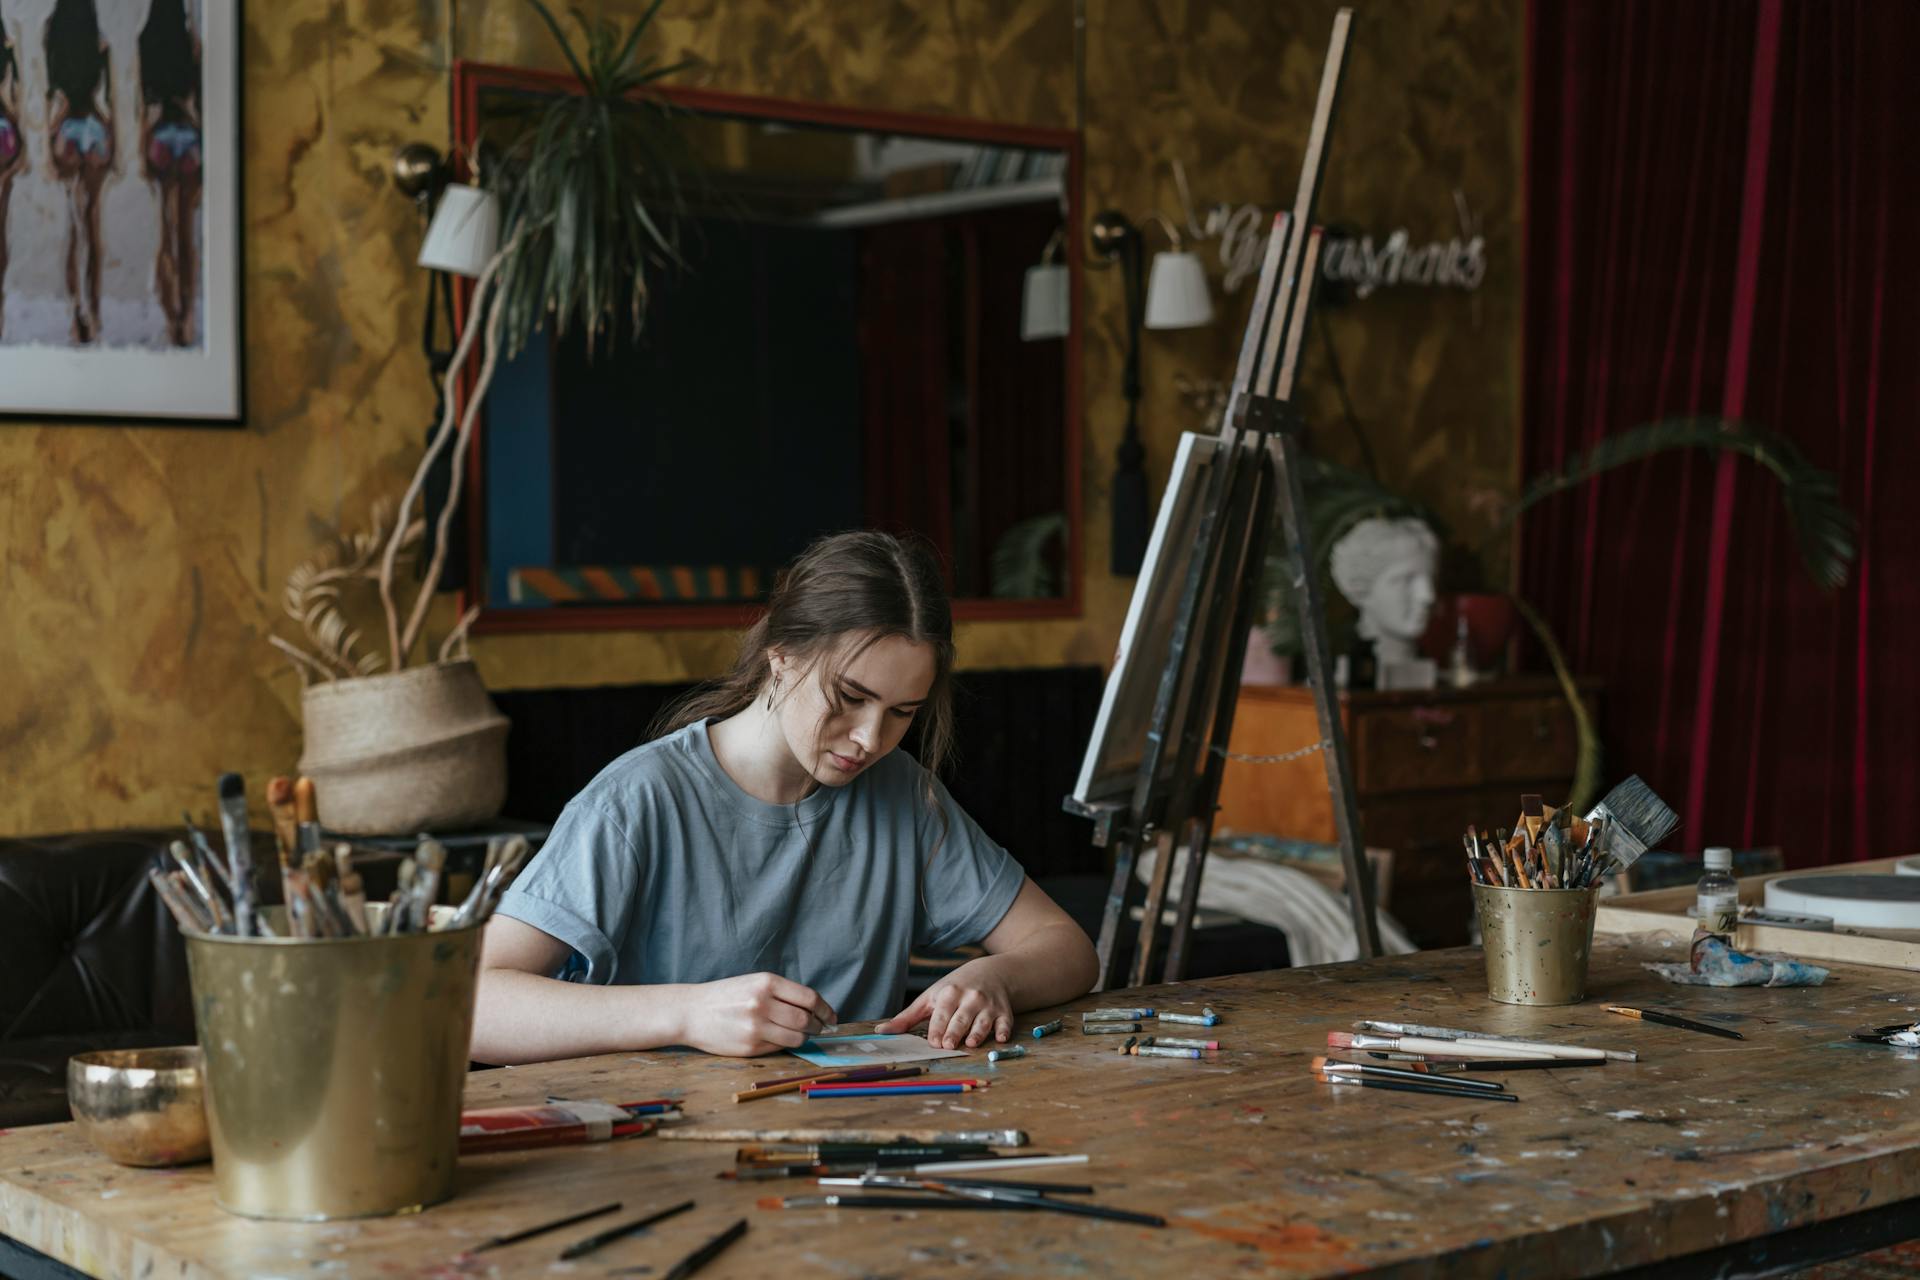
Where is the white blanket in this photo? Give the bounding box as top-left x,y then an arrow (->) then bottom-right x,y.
1137,844 -> 1417,966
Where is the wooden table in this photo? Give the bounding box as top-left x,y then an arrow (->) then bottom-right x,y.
5,940 -> 1919,1279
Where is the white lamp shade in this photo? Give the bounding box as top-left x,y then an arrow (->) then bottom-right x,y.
418,184 -> 500,277
1144,250 -> 1214,330
1020,262 -> 1070,341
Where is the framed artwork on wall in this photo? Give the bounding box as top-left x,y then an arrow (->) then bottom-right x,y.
0,0 -> 240,424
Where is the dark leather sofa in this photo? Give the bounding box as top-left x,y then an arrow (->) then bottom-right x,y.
0,830 -> 199,1129
1,667 -> 1286,1129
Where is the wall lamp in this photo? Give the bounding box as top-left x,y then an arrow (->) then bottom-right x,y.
1020,227 -> 1071,342
1088,207 -> 1216,574
391,143 -> 500,279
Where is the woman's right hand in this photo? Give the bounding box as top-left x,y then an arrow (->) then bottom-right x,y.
676,973 -> 837,1056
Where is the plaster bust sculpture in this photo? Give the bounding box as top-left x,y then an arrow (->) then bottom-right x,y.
1328,517 -> 1440,666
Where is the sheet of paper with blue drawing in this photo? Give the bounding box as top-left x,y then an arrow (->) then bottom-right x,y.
787,1033 -> 969,1068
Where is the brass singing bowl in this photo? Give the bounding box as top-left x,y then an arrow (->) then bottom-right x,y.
67,1046 -> 212,1168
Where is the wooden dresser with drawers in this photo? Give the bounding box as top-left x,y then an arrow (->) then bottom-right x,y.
1214,676 -> 1602,947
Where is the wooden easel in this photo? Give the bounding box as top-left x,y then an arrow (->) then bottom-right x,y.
1066,10 -> 1381,990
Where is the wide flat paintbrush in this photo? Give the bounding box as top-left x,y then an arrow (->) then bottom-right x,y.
1584,774 -> 1679,871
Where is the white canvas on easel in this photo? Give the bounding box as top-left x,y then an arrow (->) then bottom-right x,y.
1071,431 -> 1226,808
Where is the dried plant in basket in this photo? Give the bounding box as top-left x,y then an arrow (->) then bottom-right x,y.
271,500 -> 480,685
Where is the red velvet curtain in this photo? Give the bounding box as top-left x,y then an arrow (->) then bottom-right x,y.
858,220 -> 954,569
1522,0 -> 1920,866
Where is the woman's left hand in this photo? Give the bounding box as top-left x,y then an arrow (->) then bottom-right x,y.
876,958 -> 1015,1049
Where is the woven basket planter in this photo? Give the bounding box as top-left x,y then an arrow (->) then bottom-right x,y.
297,660 -> 510,835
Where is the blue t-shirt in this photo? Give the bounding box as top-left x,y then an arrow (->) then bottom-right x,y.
496,720 -> 1026,1021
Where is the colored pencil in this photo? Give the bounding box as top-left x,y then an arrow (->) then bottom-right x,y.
748,1064 -> 920,1090
1605,1005 -> 1746,1041
734,1066 -> 925,1102
801,1078 -> 985,1091
797,1088 -> 979,1097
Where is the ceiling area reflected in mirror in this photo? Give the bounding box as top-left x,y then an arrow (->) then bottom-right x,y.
464,72 -> 1082,631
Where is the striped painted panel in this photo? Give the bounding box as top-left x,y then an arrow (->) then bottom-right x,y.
508,565 -> 768,605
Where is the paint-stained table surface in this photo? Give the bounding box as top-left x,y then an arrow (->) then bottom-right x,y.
4,939 -> 1919,1279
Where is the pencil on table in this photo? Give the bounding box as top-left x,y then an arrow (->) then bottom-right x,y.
1605,1005 -> 1745,1041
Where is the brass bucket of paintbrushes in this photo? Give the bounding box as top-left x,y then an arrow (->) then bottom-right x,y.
184,905 -> 480,1220
1471,883 -> 1600,1006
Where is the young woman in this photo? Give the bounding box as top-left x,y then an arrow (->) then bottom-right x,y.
137,0 -> 201,347
473,532 -> 1098,1064
0,22 -> 25,339
44,0 -> 112,344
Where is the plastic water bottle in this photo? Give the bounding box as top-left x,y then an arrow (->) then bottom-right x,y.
1695,846 -> 1738,937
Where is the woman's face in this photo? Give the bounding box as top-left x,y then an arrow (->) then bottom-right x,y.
772,633 -> 935,787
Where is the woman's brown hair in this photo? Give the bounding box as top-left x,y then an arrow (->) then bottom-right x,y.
652,531 -> 957,788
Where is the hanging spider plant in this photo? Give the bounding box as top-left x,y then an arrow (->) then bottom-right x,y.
372,0 -> 695,672
481,0 -> 697,358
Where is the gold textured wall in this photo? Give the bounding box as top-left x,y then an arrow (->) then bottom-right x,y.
0,0 -> 1520,834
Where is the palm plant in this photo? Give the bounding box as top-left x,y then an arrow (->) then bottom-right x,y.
367,0 -> 692,674
1263,417 -> 1858,810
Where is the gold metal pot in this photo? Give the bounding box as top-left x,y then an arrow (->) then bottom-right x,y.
67,1046 -> 211,1168
184,906 -> 480,1220
1472,883 -> 1600,1006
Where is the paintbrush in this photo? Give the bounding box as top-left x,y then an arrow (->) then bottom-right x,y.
825,1174 -> 1096,1196
1330,1031 -> 1611,1062
166,840 -> 229,931
1313,1056 -> 1507,1093
1368,1054 -> 1604,1071
385,858 -> 416,934
266,775 -> 298,872
293,776 -> 322,858
921,1179 -> 1165,1226
721,1159 -> 1007,1181
738,1140 -> 986,1163
450,835 -> 531,927
410,839 -> 447,930
215,773 -> 256,937
1355,1020 -> 1638,1062
1605,1005 -> 1745,1041
148,867 -> 211,933
1583,774 -> 1679,871
334,845 -> 369,933
1314,1069 -> 1519,1103
760,1193 -> 1010,1212
658,1127 -> 1028,1147
180,816 -> 236,897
